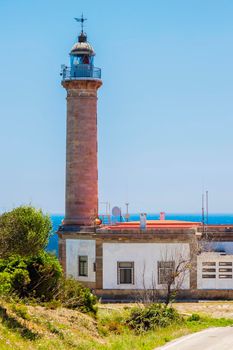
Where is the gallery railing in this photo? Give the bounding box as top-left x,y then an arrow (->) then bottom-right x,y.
61,64 -> 101,80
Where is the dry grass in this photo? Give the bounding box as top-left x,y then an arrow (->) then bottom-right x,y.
0,301 -> 232,350
99,301 -> 233,319
0,301 -> 104,349
174,301 -> 233,318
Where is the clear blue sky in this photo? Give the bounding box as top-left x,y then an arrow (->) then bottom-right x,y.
1,0 -> 233,214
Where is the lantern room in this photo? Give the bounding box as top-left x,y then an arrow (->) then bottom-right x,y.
70,32 -> 95,67
61,20 -> 101,81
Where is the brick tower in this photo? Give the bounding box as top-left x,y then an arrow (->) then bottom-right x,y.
61,20 -> 102,228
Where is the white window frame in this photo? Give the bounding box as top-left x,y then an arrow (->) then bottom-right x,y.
117,262 -> 134,285
78,255 -> 88,277
158,261 -> 175,285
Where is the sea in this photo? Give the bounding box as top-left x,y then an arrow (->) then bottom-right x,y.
48,213 -> 233,256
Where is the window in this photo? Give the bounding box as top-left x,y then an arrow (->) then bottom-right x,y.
219,275 -> 232,279
202,274 -> 216,279
117,262 -> 134,284
158,261 -> 175,285
219,262 -> 232,266
202,262 -> 216,266
78,256 -> 88,277
219,268 -> 232,273
202,262 -> 216,278
202,268 -> 216,273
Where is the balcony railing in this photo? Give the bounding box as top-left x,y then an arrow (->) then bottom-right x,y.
61,64 -> 101,80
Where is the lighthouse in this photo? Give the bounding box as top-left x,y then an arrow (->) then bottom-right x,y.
61,17 -> 102,227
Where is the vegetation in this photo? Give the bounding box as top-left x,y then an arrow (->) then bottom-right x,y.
59,277 -> 98,314
0,252 -> 62,300
0,205 -> 232,349
0,302 -> 231,350
0,206 -> 52,258
126,303 -> 181,332
0,206 -> 98,315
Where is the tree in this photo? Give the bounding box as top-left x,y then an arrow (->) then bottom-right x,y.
0,206 -> 52,258
158,237 -> 199,305
137,261 -> 159,304
137,238 -> 198,306
160,254 -> 191,306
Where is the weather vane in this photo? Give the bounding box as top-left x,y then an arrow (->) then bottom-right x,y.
74,14 -> 87,34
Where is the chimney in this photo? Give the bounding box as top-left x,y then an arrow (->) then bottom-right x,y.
140,213 -> 147,231
160,212 -> 165,220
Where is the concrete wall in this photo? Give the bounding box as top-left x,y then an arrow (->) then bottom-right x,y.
197,252 -> 233,289
66,239 -> 96,283
102,243 -> 190,290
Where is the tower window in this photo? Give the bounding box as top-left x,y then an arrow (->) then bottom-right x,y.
117,262 -> 134,284
78,256 -> 88,277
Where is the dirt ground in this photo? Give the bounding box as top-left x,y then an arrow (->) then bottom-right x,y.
100,302 -> 233,319
174,301 -> 233,318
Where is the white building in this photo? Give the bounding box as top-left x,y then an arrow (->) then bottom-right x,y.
58,220 -> 233,300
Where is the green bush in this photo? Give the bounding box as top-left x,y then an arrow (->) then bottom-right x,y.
11,304 -> 31,320
0,206 -> 52,258
0,256 -> 30,296
59,277 -> 98,314
0,252 -> 62,301
126,303 -> 181,332
187,313 -> 201,322
0,206 -> 97,316
26,252 -> 62,300
0,255 -> 97,315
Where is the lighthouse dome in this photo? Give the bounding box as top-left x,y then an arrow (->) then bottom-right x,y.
70,33 -> 95,56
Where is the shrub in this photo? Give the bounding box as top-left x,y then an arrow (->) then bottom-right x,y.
11,304 -> 31,320
0,206 -> 52,258
0,252 -> 62,301
126,303 -> 181,332
0,254 -> 97,315
59,277 -> 98,314
26,252 -> 62,301
187,313 -> 201,322
0,256 -> 30,296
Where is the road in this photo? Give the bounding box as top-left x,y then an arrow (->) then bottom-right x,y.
156,327 -> 233,350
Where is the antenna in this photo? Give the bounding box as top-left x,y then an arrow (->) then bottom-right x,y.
202,192 -> 205,233
100,201 -> 109,215
100,201 -> 111,225
125,202 -> 130,222
206,190 -> 209,225
74,14 -> 87,34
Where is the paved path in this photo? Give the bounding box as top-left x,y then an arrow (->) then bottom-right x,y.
156,327 -> 233,350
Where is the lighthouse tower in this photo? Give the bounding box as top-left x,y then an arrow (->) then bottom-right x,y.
61,18 -> 102,227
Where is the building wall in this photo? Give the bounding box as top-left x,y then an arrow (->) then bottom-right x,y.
102,243 -> 190,290
197,252 -> 233,289
66,239 -> 96,283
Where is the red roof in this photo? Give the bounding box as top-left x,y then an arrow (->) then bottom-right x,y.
100,220 -> 202,231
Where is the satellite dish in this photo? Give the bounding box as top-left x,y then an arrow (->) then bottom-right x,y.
112,206 -> 121,217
